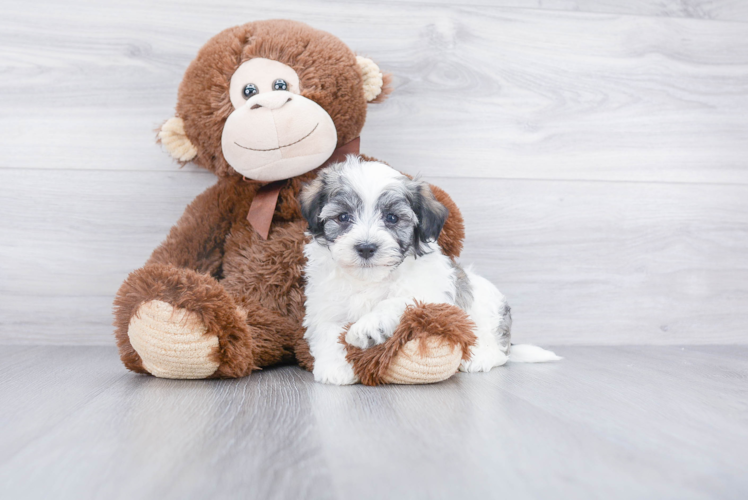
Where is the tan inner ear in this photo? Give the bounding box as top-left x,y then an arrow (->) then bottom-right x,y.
356,56 -> 384,102
159,117 -> 197,162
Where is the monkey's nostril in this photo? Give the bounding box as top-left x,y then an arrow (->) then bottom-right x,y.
286,97 -> 292,103
354,243 -> 378,260
250,104 -> 262,110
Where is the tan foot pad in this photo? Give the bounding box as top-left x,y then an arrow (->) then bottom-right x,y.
128,300 -> 220,379
382,337 -> 462,384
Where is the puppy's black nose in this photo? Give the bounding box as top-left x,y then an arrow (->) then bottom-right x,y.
355,243 -> 378,260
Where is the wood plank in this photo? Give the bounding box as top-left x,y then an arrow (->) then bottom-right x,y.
0,346 -> 127,463
384,0 -> 748,23
0,346 -> 336,499
1,169 -> 746,345
0,169 -> 215,343
449,175 -> 748,345
1,2 -> 747,183
0,345 -> 746,499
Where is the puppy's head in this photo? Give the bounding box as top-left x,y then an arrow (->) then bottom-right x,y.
301,156 -> 448,280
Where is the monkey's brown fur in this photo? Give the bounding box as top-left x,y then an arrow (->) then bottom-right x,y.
343,302 -> 476,386
114,20 -> 473,383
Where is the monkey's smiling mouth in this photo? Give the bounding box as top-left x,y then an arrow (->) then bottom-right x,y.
234,123 -> 318,152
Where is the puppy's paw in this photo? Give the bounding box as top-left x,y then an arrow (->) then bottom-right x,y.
313,360 -> 359,385
459,348 -> 508,373
346,312 -> 398,349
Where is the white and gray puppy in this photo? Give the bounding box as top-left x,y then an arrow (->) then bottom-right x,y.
300,156 -> 559,385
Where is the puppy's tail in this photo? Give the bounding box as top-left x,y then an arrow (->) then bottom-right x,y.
508,344 -> 562,363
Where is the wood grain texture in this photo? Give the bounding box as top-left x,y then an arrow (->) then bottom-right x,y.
2,170 -> 746,345
1,1 -> 747,183
0,169 -> 215,344
0,345 -> 746,499
453,176 -> 748,345
381,0 -> 748,23
1,1 -> 747,346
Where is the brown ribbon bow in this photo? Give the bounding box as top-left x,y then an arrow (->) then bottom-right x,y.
246,137 -> 361,240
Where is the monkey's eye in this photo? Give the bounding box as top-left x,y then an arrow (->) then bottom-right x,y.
273,79 -> 288,91
385,213 -> 399,224
243,84 -> 258,99
337,213 -> 351,223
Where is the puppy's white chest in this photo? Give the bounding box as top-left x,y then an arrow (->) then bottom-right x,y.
345,284 -> 392,320
314,272 -> 392,323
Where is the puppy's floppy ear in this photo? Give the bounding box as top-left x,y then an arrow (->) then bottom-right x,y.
408,179 -> 449,256
300,177 -> 328,237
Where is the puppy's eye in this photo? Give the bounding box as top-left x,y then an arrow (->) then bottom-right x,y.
337,213 -> 351,223
243,83 -> 258,99
273,79 -> 288,91
385,213 -> 399,224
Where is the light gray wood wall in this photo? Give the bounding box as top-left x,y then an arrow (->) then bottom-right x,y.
1,0 -> 747,345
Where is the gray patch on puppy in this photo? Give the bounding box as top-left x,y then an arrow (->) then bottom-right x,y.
319,185 -> 363,242
449,260 -> 474,310
302,162 -> 365,244
495,302 -> 512,353
376,189 -> 417,256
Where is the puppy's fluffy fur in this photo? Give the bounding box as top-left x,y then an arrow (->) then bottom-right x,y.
301,157 -> 559,385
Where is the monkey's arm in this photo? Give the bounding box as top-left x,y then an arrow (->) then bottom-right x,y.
146,177 -> 246,275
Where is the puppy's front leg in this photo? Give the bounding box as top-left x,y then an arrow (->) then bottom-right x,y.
307,323 -> 360,385
346,298 -> 413,349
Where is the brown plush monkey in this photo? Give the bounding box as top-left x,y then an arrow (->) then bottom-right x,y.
114,20 -> 476,385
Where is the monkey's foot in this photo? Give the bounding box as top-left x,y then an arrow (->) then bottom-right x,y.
382,336 -> 463,384
128,300 -> 220,379
344,302 -> 476,386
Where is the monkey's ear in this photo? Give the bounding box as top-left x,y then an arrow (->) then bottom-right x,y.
356,56 -> 393,103
158,117 -> 198,162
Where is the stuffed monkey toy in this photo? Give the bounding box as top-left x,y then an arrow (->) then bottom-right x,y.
114,20 -> 476,385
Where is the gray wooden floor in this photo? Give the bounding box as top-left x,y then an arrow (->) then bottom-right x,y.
0,345 -> 746,499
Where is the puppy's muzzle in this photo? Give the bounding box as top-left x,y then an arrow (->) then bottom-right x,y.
354,242 -> 378,260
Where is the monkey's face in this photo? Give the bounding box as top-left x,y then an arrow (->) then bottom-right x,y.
160,20 -> 390,179
221,58 -> 338,182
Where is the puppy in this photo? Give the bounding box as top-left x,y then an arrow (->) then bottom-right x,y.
300,156 -> 559,385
